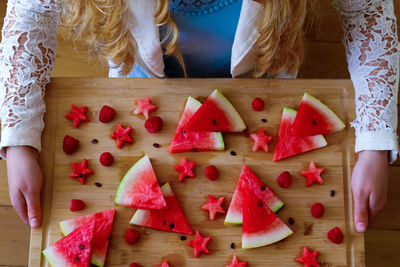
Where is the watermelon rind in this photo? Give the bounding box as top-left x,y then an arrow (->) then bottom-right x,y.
242,225 -> 293,249
169,96 -> 225,153
114,155 -> 166,210
42,247 -> 66,267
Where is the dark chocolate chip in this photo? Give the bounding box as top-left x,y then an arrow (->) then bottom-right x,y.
260,186 -> 266,191
212,120 -> 217,125
230,151 -> 237,156
330,190 -> 335,197
91,139 -> 98,144
169,223 -> 175,229
230,242 -> 235,249
288,217 -> 295,225
94,182 -> 102,187
153,143 -> 160,148
79,244 -> 85,250
261,119 -> 267,123
180,236 -> 187,241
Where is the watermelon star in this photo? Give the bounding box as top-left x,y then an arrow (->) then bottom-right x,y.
250,128 -> 273,152
174,157 -> 196,182
188,230 -> 211,257
70,159 -> 94,184
134,96 -> 157,119
225,255 -> 248,267
153,260 -> 170,267
65,104 -> 89,128
301,161 -> 325,186
111,123 -> 133,149
201,195 -> 226,220
296,246 -> 320,267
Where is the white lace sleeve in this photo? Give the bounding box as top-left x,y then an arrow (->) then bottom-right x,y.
0,0 -> 60,158
335,0 -> 400,163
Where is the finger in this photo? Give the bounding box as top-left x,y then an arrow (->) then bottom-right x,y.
26,191 -> 42,228
353,191 -> 369,233
368,193 -> 385,222
10,190 -> 29,225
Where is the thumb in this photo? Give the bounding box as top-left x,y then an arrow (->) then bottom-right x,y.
26,191 -> 42,228
353,192 -> 369,233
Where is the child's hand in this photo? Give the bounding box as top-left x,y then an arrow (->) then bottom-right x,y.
6,146 -> 43,228
351,150 -> 388,233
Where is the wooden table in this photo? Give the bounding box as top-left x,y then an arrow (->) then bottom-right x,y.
30,78 -> 364,266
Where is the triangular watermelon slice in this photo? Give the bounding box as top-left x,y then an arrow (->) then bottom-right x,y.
224,165 -> 284,225
242,187 -> 292,249
292,92 -> 345,136
273,107 -> 328,161
59,209 -> 116,266
43,221 -> 95,267
115,155 -> 167,210
130,183 -> 193,235
169,96 -> 225,153
182,89 -> 246,132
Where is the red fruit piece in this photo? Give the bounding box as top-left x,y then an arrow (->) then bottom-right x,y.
125,229 -> 140,245
134,96 -> 157,119
250,128 -> 273,152
145,116 -> 163,133
187,230 -> 211,257
70,159 -> 94,184
204,165 -> 219,181
252,97 -> 264,112
277,171 -> 292,188
153,260 -> 170,267
201,195 -> 226,220
70,199 -> 85,212
301,161 -> 325,186
99,105 -> 116,123
63,135 -> 79,155
311,203 -> 325,218
327,226 -> 344,244
225,255 -> 248,267
296,246 -> 320,267
129,263 -> 141,267
174,157 -> 196,182
100,152 -> 114,166
111,123 -> 133,149
65,104 -> 89,128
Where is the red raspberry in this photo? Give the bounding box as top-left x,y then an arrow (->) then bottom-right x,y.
327,226 -> 344,244
252,97 -> 264,111
129,263 -> 141,267
311,202 -> 325,218
70,199 -> 85,212
145,116 -> 163,133
99,105 -> 116,123
277,171 -> 292,188
100,152 -> 114,166
125,229 -> 140,245
204,165 -> 219,181
63,135 -> 80,155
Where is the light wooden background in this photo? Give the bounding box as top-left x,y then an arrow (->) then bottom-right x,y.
0,1 -> 399,266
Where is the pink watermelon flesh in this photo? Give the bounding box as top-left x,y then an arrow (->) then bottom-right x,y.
130,183 -> 193,235
114,155 -> 167,210
183,89 -> 246,132
292,93 -> 345,136
242,187 -> 292,249
169,97 -> 225,153
59,209 -> 116,267
43,221 -> 95,267
224,165 -> 284,225
273,107 -> 327,161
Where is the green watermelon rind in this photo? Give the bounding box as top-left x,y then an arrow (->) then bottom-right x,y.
210,89 -> 246,132
42,247 -> 64,267
302,93 -> 345,132
242,225 -> 293,249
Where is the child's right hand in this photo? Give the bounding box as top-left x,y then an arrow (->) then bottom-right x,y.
6,146 -> 43,228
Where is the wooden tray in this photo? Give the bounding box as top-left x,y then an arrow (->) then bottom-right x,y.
29,78 -> 364,267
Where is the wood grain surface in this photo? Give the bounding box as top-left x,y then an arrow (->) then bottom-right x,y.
29,78 -> 364,267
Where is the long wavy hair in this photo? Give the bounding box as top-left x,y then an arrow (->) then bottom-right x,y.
61,0 -> 312,77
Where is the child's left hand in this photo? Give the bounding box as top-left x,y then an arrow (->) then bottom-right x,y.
351,150 -> 389,233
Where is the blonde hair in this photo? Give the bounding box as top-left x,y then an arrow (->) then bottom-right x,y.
61,0 -> 311,77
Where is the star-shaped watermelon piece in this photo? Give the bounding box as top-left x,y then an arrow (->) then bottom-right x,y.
174,157 -> 196,182
201,195 -> 226,220
225,255 -> 248,267
111,123 -> 133,149
70,159 -> 94,184
187,230 -> 211,257
134,96 -> 157,119
65,104 -> 89,128
153,259 -> 170,267
301,161 -> 325,186
296,246 -> 320,267
250,128 -> 273,152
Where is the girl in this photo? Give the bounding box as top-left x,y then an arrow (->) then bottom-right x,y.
0,0 -> 398,235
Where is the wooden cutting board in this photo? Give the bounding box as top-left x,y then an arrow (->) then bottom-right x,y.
29,78 -> 364,267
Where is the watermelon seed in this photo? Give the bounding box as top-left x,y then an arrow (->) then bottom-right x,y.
79,244 -> 85,250
261,119 -> 267,123
169,223 -> 175,229
153,143 -> 160,148
181,131 -> 187,135
94,182 -> 102,187
230,151 -> 237,156
163,220 -> 167,226
288,217 -> 295,225
74,257 -> 80,262
258,202 -> 263,207
91,139 -> 98,144
330,190 -> 335,197
154,209 -> 158,212
180,236 -> 187,241
230,242 -> 235,249
303,222 -> 313,235
193,148 -> 198,152
78,173 -> 84,178
312,120 -> 317,125
212,120 -> 217,125
260,186 -> 266,191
